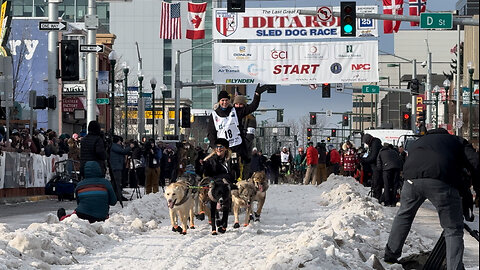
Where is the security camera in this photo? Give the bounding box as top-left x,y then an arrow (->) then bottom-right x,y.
421,61 -> 427,68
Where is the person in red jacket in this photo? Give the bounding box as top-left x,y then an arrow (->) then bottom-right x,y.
328,145 -> 341,175
341,141 -> 358,177
303,141 -> 319,185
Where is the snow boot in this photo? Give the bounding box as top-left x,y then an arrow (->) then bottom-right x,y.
57,208 -> 66,220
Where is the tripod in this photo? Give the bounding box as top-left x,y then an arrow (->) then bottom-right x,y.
128,158 -> 142,201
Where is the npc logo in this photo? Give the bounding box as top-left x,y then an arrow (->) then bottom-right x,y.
216,11 -> 238,37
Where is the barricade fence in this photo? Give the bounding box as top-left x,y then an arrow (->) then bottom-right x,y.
0,152 -> 68,190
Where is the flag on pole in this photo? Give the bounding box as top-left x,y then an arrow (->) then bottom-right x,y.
160,2 -> 182,39
382,0 -> 403,34
186,2 -> 207,39
409,0 -> 427,26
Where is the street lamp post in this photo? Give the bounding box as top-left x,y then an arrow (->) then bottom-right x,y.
443,79 -> 451,125
150,78 -> 157,139
108,50 -> 117,135
123,63 -> 130,140
468,62 -> 475,141
138,72 -> 145,140
432,85 -> 441,129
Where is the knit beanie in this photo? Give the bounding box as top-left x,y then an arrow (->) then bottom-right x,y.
233,95 -> 247,105
218,90 -> 230,101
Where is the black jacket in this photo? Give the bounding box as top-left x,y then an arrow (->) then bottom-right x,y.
361,137 -> 382,170
201,154 -> 240,187
377,146 -> 403,171
207,93 -> 261,160
80,133 -> 106,176
403,130 -> 479,188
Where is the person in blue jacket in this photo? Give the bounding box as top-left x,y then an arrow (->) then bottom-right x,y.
58,161 -> 117,223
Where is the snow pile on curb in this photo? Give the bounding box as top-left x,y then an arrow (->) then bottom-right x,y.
0,193 -> 169,269
0,175 -> 439,269
257,175 -> 433,269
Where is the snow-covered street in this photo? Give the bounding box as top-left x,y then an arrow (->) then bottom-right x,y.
0,175 -> 478,270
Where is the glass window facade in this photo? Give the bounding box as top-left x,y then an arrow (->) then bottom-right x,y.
11,0 -> 109,30
191,0 -> 213,109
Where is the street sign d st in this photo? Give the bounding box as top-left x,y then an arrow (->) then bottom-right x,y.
420,13 -> 453,29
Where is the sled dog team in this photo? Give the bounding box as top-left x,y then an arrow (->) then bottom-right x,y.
164,171 -> 269,235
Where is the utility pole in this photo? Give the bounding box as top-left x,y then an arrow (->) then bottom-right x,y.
412,59 -> 417,131
47,0 -> 60,132
425,40 -> 432,128
86,0 -> 98,126
455,25 -> 461,136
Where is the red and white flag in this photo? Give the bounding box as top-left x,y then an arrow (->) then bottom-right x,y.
409,0 -> 427,26
383,0 -> 403,34
186,2 -> 207,39
160,1 -> 182,39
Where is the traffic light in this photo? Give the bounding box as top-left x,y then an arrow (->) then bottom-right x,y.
408,78 -> 420,95
342,114 -> 349,126
181,107 -> 191,128
331,128 -> 337,137
322,83 -> 331,98
33,96 -> 48,109
340,1 -> 356,37
417,110 -> 425,122
310,112 -> 317,125
307,128 -> 312,140
47,95 -> 57,110
277,109 -> 284,122
60,40 -> 79,81
227,0 -> 245,12
285,126 -> 290,136
402,112 -> 411,130
327,137 -> 331,142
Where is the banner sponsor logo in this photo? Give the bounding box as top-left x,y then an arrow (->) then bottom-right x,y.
351,63 -> 371,71
215,10 -> 238,37
217,65 -> 240,73
213,40 -> 378,84
225,78 -> 256,84
336,44 -> 363,58
213,6 -> 378,40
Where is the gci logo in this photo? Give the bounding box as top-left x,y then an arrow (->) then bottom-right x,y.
351,64 -> 371,71
271,49 -> 288,60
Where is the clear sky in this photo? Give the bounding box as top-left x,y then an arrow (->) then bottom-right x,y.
240,0 -> 457,128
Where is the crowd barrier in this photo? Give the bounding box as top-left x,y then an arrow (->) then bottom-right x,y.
0,152 -> 68,190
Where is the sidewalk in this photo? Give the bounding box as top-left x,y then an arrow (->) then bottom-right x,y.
0,195 -> 58,205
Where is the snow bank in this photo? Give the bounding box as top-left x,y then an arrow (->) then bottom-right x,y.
0,175 -> 443,270
0,192 -> 169,269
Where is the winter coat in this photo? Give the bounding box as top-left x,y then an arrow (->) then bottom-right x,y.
207,93 -> 261,160
361,137 -> 382,171
294,153 -> 306,171
317,144 -> 327,164
75,161 -> 117,220
80,132 -> 106,176
403,129 -> 479,188
144,144 -> 161,168
250,153 -> 265,173
329,149 -> 341,164
376,146 -> 403,171
305,146 -> 319,165
110,143 -> 131,171
202,152 -> 240,187
341,148 -> 357,172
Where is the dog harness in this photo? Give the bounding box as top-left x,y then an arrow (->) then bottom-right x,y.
175,188 -> 191,206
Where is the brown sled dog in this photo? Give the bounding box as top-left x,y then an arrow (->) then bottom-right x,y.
231,180 -> 257,228
249,171 -> 269,221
